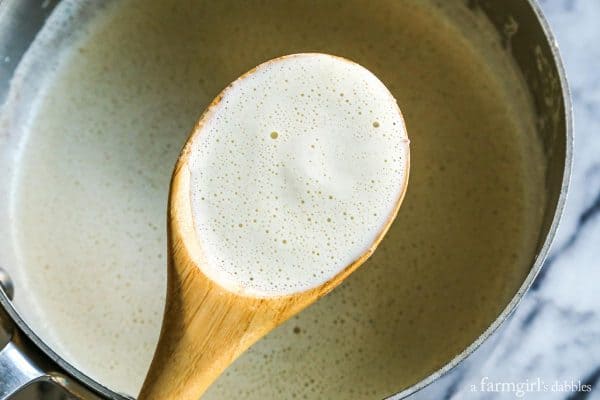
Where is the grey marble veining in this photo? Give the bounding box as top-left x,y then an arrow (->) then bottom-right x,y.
409,1 -> 600,399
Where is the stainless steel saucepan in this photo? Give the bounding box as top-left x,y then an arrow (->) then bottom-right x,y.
0,0 -> 571,398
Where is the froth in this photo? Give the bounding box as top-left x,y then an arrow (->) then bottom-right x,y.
188,54 -> 409,297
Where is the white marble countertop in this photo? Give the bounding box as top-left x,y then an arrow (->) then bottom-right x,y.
409,1 -> 600,399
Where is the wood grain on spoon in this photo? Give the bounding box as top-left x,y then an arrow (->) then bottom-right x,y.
139,54 -> 410,400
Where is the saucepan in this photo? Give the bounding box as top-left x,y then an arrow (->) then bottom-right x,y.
0,0 -> 571,399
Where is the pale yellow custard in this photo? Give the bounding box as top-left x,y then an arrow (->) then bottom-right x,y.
0,0 -> 543,398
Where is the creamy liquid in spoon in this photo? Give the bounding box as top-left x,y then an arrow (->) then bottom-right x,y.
188,54 -> 408,296
0,0 -> 544,398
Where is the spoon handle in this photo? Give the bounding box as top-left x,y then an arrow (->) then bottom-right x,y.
139,244 -> 277,399
139,168 -> 286,400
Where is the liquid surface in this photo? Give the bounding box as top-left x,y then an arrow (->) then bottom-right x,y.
188,54 -> 408,296
0,0 -> 544,398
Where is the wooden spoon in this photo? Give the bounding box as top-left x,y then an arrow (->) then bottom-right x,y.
139,54 -> 409,400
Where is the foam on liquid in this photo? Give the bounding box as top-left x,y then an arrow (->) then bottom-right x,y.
187,54 -> 408,296
0,0 -> 545,398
